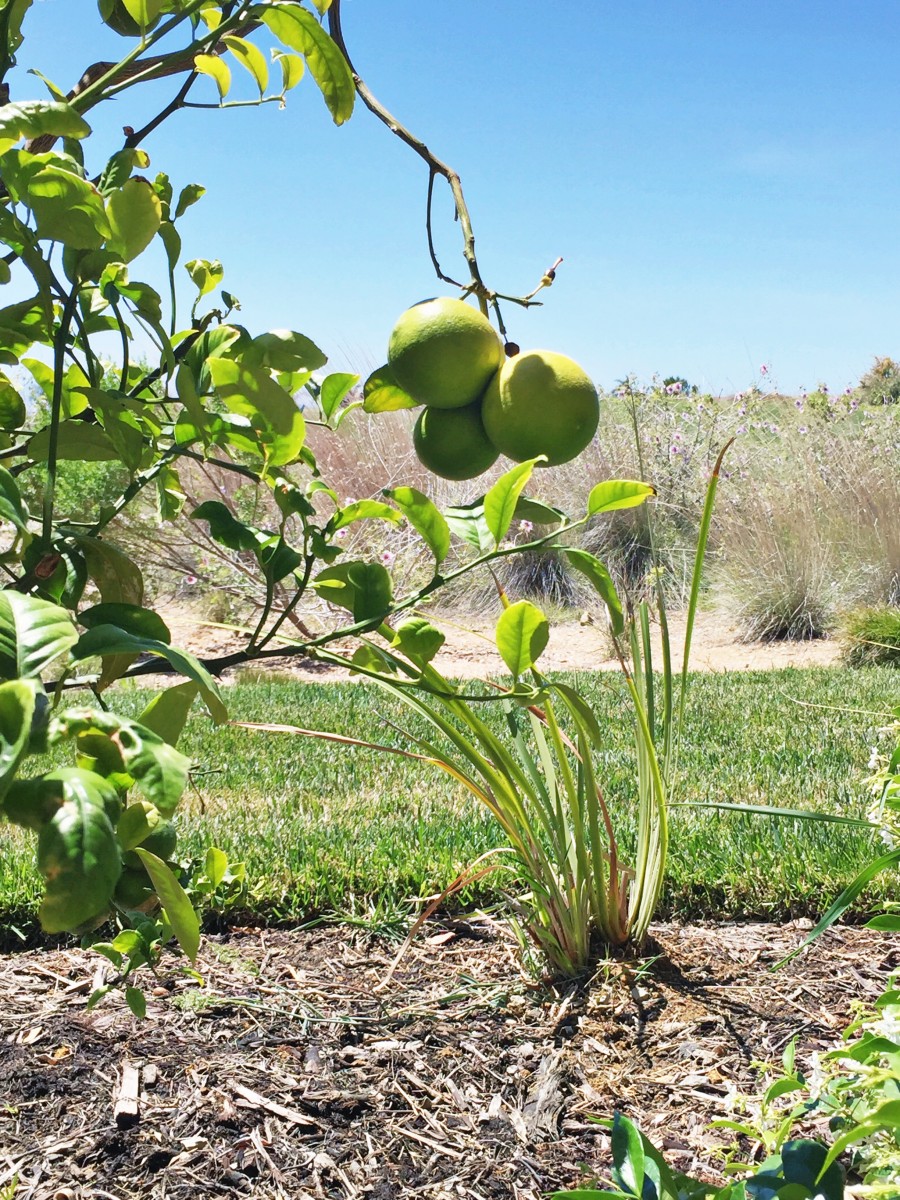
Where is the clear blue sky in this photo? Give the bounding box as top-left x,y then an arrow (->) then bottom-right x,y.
11,1 -> 900,394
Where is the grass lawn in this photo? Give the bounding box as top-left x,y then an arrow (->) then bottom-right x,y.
1,665 -> 897,936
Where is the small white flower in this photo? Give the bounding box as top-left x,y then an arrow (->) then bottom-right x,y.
380,550 -> 395,567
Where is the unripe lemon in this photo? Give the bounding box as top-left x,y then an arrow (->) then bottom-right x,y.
388,298 -> 504,409
413,403 -> 499,480
481,350 -> 599,466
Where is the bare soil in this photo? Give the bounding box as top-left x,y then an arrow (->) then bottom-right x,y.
1,921 -> 895,1200
158,605 -> 841,683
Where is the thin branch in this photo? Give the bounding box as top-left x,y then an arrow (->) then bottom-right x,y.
327,0 -> 489,310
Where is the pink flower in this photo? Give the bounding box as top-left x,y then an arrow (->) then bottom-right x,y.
519,520 -> 534,534
185,574 -> 198,586
335,528 -> 348,540
380,550 -> 395,567
760,364 -> 769,376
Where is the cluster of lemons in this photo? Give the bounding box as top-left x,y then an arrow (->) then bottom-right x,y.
386,298 -> 599,480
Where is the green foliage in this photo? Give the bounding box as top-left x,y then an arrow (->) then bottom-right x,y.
553,1112 -> 843,1200
841,606 -> 900,668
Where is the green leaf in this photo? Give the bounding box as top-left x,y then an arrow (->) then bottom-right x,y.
330,499 -> 403,532
71,626 -> 227,723
312,561 -> 392,622
362,363 -> 418,412
444,498 -> 494,553
514,496 -> 566,525
191,500 -> 260,551
0,465 -> 28,533
0,592 -> 77,681
484,459 -> 540,544
135,848 -> 200,962
209,358 -> 305,467
121,0 -> 164,27
53,708 -> 192,815
775,846 -> 900,967
273,50 -> 305,93
205,846 -> 228,887
0,678 -> 37,805
185,257 -> 224,298
29,420 -> 120,462
817,1102 -> 900,1181
76,538 -> 144,604
37,777 -> 121,933
383,486 -> 450,565
563,548 -> 624,637
0,371 -> 26,430
194,53 -> 231,99
137,682 -> 199,747
243,329 -> 327,373
496,600 -> 549,677
125,986 -> 147,1018
319,371 -> 358,421
222,34 -> 269,94
390,618 -> 445,665
0,296 -> 51,361
587,480 -> 655,516
24,162 -> 111,249
79,603 -> 170,644
105,178 -> 162,262
173,182 -> 205,220
867,914 -> 900,931
98,147 -> 150,195
262,4 -> 355,124
610,1112 -> 645,1199
116,799 -> 162,852
0,100 -> 91,152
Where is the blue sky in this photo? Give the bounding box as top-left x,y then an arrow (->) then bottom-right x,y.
11,0 -> 900,393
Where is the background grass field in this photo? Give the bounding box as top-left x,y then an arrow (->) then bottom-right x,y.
1,666 -> 896,941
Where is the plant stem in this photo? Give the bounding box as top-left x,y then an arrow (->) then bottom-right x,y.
42,286 -> 80,544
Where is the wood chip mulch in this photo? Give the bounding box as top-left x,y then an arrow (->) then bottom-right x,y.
0,919 -> 897,1199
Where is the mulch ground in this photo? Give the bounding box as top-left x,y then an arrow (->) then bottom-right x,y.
1,920 -> 897,1200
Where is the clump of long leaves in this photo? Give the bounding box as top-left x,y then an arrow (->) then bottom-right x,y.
246,453 -> 729,976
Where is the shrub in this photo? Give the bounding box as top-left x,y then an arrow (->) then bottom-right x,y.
858,356 -> 900,406
841,606 -> 900,667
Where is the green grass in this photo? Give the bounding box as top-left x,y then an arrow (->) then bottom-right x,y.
1,666 -> 898,939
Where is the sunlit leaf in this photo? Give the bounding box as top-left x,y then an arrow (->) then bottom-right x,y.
105,178 -> 162,261
362,363 -> 418,412
0,99 -> 90,152
135,849 -> 200,962
37,776 -> 121,933
0,592 -> 77,681
496,600 -> 549,677
483,458 -> 541,544
262,4 -> 354,124
194,53 -> 231,100
222,35 -> 268,95
563,548 -> 624,636
587,479 -> 655,516
383,486 -> 450,565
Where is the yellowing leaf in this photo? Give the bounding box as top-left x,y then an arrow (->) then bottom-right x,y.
106,178 -> 162,262
222,35 -> 269,95
194,54 -> 231,100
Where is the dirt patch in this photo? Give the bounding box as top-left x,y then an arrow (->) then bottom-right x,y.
157,604 -> 841,683
1,921 -> 894,1199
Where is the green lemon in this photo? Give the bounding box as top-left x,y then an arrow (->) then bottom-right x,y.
481,349 -> 599,466
388,297 -> 504,409
114,865 -> 155,909
413,403 -> 499,480
122,819 -> 177,868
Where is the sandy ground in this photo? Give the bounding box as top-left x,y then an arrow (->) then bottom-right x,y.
158,605 -> 841,683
